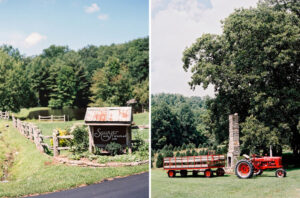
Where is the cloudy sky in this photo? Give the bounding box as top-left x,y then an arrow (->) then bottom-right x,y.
151,0 -> 259,97
0,0 -> 148,56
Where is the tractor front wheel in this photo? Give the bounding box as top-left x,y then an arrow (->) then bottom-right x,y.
168,170 -> 176,178
216,168 -> 225,176
275,168 -> 286,178
204,169 -> 213,178
235,160 -> 254,179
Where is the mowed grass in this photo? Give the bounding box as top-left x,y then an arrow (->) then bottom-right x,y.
151,168 -> 300,198
0,121 -> 148,197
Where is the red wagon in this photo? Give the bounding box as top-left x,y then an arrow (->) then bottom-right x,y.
164,152 -> 226,178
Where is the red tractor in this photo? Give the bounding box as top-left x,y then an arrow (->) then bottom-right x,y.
235,154 -> 286,179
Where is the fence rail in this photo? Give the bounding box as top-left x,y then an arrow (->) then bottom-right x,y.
0,111 -> 9,120
12,116 -> 72,156
39,115 -> 66,122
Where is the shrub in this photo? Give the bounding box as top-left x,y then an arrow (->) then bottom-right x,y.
69,126 -> 89,153
191,149 -> 197,156
132,133 -> 144,152
164,150 -> 174,157
156,153 -> 164,168
105,142 -> 123,156
162,144 -> 169,151
186,150 -> 192,156
176,152 -> 181,157
167,144 -> 173,151
181,143 -> 187,150
50,129 -> 70,147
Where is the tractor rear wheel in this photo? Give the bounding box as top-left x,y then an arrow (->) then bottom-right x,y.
204,169 -> 213,178
275,168 -> 286,178
216,168 -> 225,176
235,160 -> 254,179
168,170 -> 176,178
254,169 -> 263,176
180,170 -> 187,177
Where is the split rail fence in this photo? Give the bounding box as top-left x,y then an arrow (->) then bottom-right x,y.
0,111 -> 9,120
12,116 -> 73,156
39,115 -> 66,122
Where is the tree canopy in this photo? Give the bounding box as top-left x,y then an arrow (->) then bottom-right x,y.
0,37 -> 149,112
182,0 -> 300,156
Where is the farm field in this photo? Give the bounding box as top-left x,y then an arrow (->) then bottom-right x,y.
0,119 -> 148,197
151,168 -> 300,198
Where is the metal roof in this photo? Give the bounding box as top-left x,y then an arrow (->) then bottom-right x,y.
84,107 -> 132,123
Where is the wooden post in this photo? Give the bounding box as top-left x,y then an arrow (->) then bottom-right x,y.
88,126 -> 95,153
51,115 -> 53,122
126,127 -> 132,154
53,129 -> 59,157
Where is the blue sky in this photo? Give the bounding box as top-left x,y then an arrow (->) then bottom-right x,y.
0,0 -> 149,56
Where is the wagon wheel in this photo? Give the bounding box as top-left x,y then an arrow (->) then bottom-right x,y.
235,160 -> 254,179
204,169 -> 213,178
180,170 -> 187,177
253,169 -> 263,176
275,168 -> 286,178
192,170 -> 198,177
216,168 -> 225,176
168,170 -> 176,178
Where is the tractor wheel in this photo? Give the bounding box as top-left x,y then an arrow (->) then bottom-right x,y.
180,170 -> 188,177
192,170 -> 198,177
235,159 -> 254,179
216,168 -> 225,176
168,170 -> 176,178
204,169 -> 213,178
254,169 -> 263,176
275,168 -> 286,178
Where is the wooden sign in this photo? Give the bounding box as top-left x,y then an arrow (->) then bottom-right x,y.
93,126 -> 127,145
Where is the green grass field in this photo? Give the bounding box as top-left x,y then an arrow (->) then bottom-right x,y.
0,120 -> 148,197
151,168 -> 300,198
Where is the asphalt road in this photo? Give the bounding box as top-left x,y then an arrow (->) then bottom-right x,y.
29,172 -> 149,198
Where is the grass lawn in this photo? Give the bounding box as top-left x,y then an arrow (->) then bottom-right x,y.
0,120 -> 148,197
151,168 -> 300,198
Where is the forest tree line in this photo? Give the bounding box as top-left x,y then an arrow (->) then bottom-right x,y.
0,37 -> 149,112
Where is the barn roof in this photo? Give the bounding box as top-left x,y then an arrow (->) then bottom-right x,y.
84,107 -> 132,124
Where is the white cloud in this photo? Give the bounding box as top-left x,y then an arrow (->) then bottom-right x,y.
151,0 -> 258,97
24,32 -> 47,47
85,3 -> 100,13
98,14 -> 108,20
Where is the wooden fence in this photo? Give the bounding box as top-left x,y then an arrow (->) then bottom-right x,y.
38,115 -> 66,122
12,116 -> 72,156
0,111 -> 9,120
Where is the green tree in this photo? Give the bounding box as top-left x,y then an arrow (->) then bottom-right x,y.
156,153 -> 164,168
151,103 -> 181,150
183,1 -> 300,156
